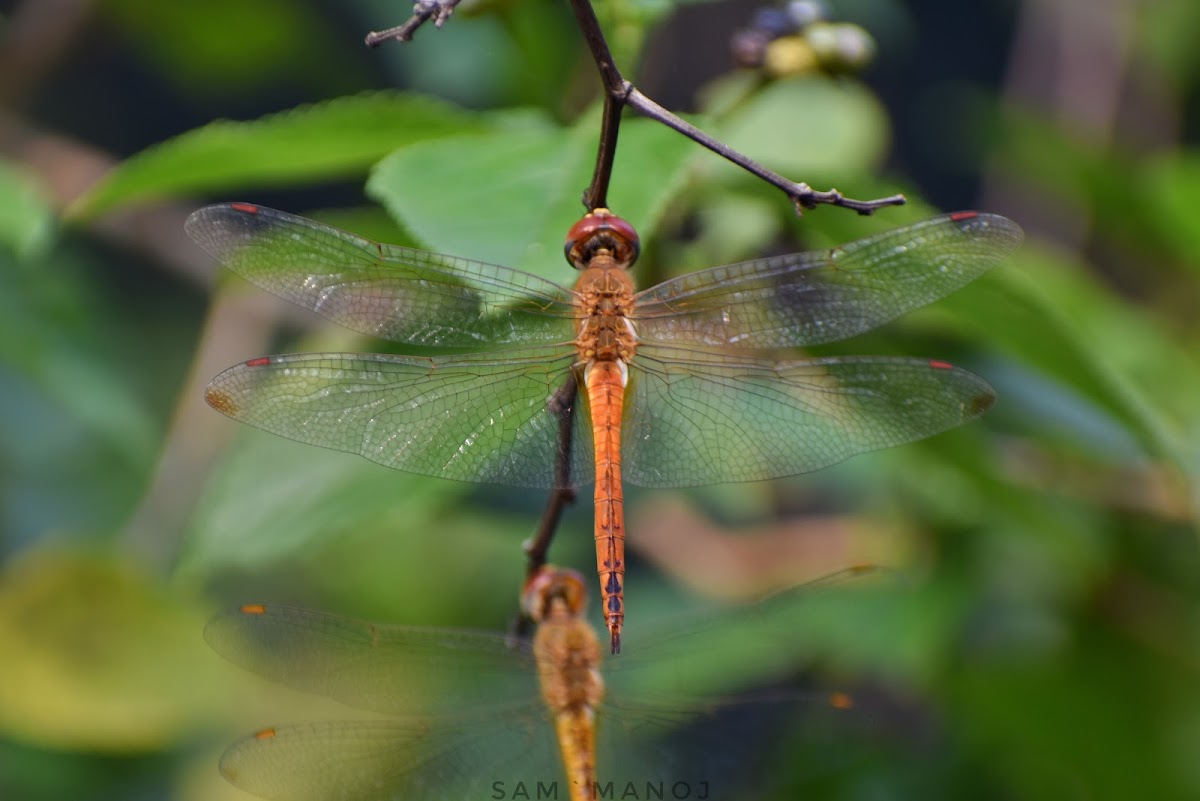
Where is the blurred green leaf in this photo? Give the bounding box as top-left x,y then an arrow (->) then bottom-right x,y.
988,106 -> 1135,217
670,192 -> 782,273
948,626 -> 1192,801
924,245 -> 1194,473
103,0 -> 344,95
72,92 -> 486,218
1139,0 -> 1200,88
711,76 -> 890,182
0,245 -> 160,475
181,432 -> 460,573
0,549 -> 220,750
1142,150 -> 1200,270
178,428 -> 538,624
626,568 -> 950,697
367,112 -> 695,278
0,161 -> 53,261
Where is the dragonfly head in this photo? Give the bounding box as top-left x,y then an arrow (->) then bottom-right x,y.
521,565 -> 589,622
564,209 -> 640,270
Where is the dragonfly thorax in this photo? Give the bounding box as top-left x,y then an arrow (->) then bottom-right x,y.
575,265 -> 637,365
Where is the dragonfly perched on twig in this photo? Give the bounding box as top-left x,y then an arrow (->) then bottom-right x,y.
187,204 -> 1022,652
206,565 -> 875,801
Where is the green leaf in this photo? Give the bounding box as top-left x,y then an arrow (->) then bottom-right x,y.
947,626 -> 1188,801
178,428 -> 536,623
182,432 -> 458,572
0,249 -> 159,471
0,549 -> 219,751
925,246 -> 1193,471
367,111 -> 695,278
710,76 -> 890,182
71,92 -> 485,219
0,161 -> 54,260
1142,150 -> 1200,270
103,0 -> 340,96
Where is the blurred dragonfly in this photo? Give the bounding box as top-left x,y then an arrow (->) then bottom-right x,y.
205,565 -> 873,801
187,204 -> 1022,652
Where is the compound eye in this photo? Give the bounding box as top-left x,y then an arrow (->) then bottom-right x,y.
520,565 -> 588,621
562,233 -> 582,266
563,209 -> 641,268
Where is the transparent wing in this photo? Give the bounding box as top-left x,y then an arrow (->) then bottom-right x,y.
217,700 -> 858,801
633,212 -> 1023,350
621,346 -> 994,487
592,569 -> 878,798
593,693 -> 862,801
607,567 -> 879,699
218,716 -> 560,801
203,348 -> 594,488
185,203 -> 578,350
204,605 -> 540,716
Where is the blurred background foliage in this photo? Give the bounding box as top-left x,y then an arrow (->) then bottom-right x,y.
1,0 -> 1199,799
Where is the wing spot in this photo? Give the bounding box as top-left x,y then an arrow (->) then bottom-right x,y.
205,388 -> 239,416
968,392 -> 995,416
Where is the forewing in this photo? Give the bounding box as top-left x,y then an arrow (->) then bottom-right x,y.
186,203 -> 577,349
633,212 -> 1023,350
621,347 -> 994,487
204,605 -> 539,716
204,349 -> 595,488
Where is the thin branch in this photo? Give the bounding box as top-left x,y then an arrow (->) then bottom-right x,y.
523,378 -> 579,576
625,87 -> 906,215
563,0 -> 903,215
512,378 -> 579,640
365,0 -> 464,46
582,94 -> 622,209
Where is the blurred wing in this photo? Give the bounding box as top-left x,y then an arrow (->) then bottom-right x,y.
622,347 -> 994,487
591,570 -> 881,798
219,716 -> 561,801
186,203 -> 578,349
204,605 -> 539,716
594,693 -> 863,801
219,694 -> 864,801
204,349 -> 595,488
607,567 -> 881,699
633,212 -> 1023,350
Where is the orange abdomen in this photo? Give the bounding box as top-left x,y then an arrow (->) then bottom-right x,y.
585,360 -> 626,654
554,708 -> 599,801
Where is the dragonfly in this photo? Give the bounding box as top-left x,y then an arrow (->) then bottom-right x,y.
187,203 -> 1023,653
205,565 -> 872,801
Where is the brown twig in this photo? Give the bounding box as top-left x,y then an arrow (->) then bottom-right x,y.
364,0 -> 464,46
624,86 -> 905,215
525,378 -> 579,572
511,378 -> 579,640
566,0 -> 904,215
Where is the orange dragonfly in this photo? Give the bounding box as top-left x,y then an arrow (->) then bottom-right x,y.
205,565 -> 870,801
187,204 -> 1022,653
